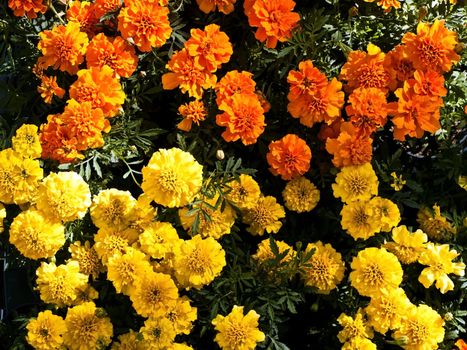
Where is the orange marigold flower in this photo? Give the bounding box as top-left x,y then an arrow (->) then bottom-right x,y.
246,0 -> 300,49
177,101 -> 207,132
456,339 -> 467,350
37,76 -> 65,104
266,134 -> 311,180
185,24 -> 233,73
288,78 -> 344,127
215,70 -> 256,106
388,86 -> 442,141
69,66 -> 125,118
8,0 -> 47,18
402,19 -> 460,73
407,70 -> 447,97
318,118 -> 343,142
384,45 -> 415,90
326,122 -> 373,168
216,93 -> 265,145
287,60 -> 328,102
196,0 -> 236,14
118,0 -> 171,52
345,87 -> 388,136
32,56 -> 48,77
86,33 -> 138,78
339,43 -> 391,93
162,49 -> 217,99
376,0 -> 400,12
37,22 -> 89,75
66,1 -> 99,37
94,0 -> 121,18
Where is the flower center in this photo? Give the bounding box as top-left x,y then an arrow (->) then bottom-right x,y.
347,175 -> 368,196
157,169 -> 180,192
418,39 -> 442,67
226,321 -> 248,346
357,63 -> 387,88
363,263 -> 384,286
407,320 -> 429,343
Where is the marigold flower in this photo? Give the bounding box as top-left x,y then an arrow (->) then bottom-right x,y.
252,239 -> 294,267
369,196 -> 400,232
26,310 -> 67,350
215,70 -> 257,106
86,34 -> 139,78
418,243 -> 465,294
69,241 -> 103,278
162,49 -> 217,99
225,174 -> 261,210
0,204 -> 5,234
408,70 -> 447,97
69,66 -> 125,117
326,122 -> 373,168
282,177 -> 319,213
216,93 -> 266,145
337,310 -> 374,348
384,45 -> 415,90
165,296 -> 198,335
390,171 -> 406,191
37,75 -> 65,104
332,163 -> 379,204
177,100 -> 207,131
365,0 -> 401,12
12,124 -> 42,159
402,19 -> 460,73
196,0 -> 236,14
339,43 -> 391,92
118,0 -> 171,52
140,317 -> 176,347
266,134 -> 311,180
94,0 -> 121,18
246,0 -> 300,48
141,148 -> 203,208
341,200 -> 381,240
63,302 -> 113,350
392,304 -> 445,350
287,60 -> 328,101
38,22 -> 89,75
456,340 -> 467,350
242,195 -> 285,236
212,305 -> 265,350
417,204 -> 456,241
66,1 -> 99,37
93,228 -> 133,264
111,330 -> 148,350
138,221 -> 181,259
8,0 -> 46,18
384,225 -> 428,264
185,24 -> 233,72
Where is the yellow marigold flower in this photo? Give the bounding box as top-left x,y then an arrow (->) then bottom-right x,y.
179,195 -> 236,239
173,235 -> 226,289
141,148 -> 203,208
139,221 -> 181,259
225,174 -> 261,210
107,247 -> 153,296
169,344 -> 193,350
341,200 -> 381,240
140,317 -> 176,347
130,272 -> 179,318
252,239 -> 294,264
392,304 -> 445,350
390,171 -> 406,191
127,194 -> 158,233
350,247 -> 403,297
332,163 -> 379,203
73,284 -> 99,305
369,197 -> 400,232
90,189 -> 137,231
418,243 -> 466,294
9,209 -> 65,260
165,296 -> 198,335
417,204 -> 456,241
282,177 -> 320,213
12,124 -> 42,159
242,195 -> 285,236
364,288 -> 412,334
212,305 -> 265,350
37,22 -> 89,75
69,240 -> 103,278
384,225 -> 427,264
337,309 -> 374,345
111,330 -> 149,350
63,301 -> 113,350
26,310 -> 67,350
301,241 -> 345,294
36,171 -> 91,223
36,261 -> 88,307
342,338 -> 377,350
93,228 -> 135,265
0,203 -> 5,234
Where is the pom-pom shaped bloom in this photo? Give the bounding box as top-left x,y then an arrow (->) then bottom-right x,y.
94,0 -> 121,18
185,24 -> 233,72
215,70 -> 256,106
301,241 -> 345,294
118,0 -> 171,52
402,19 -> 460,73
385,45 -> 415,89
36,171 -> 91,223
173,235 -> 226,289
140,317 -> 177,347
369,197 -> 400,232
38,22 -> 89,74
384,225 -> 428,264
337,310 -> 374,348
111,330 -> 148,350
86,33 -> 138,78
282,177 -> 320,213
66,1 -> 99,36
350,247 -> 403,297
93,229 -> 133,265
408,70 -> 447,97
9,209 -> 65,260
8,0 -> 47,18
196,0 -> 236,14
90,189 -> 137,231
69,241 -> 103,278
26,310 -> 67,350
417,204 -> 456,241
332,163 -> 378,204
12,124 -> 42,159
69,66 -> 125,117
287,60 -> 328,102
165,296 -> 198,335
36,261 -> 88,307
139,221 -> 181,259
392,304 -> 445,350
212,305 -> 265,350
225,174 -> 261,210
267,134 -> 312,181
216,93 -> 266,145
177,100 -> 207,131
242,195 -> 285,236
245,0 -> 300,49
141,148 -> 203,208
418,243 -> 465,294
63,302 -> 113,350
